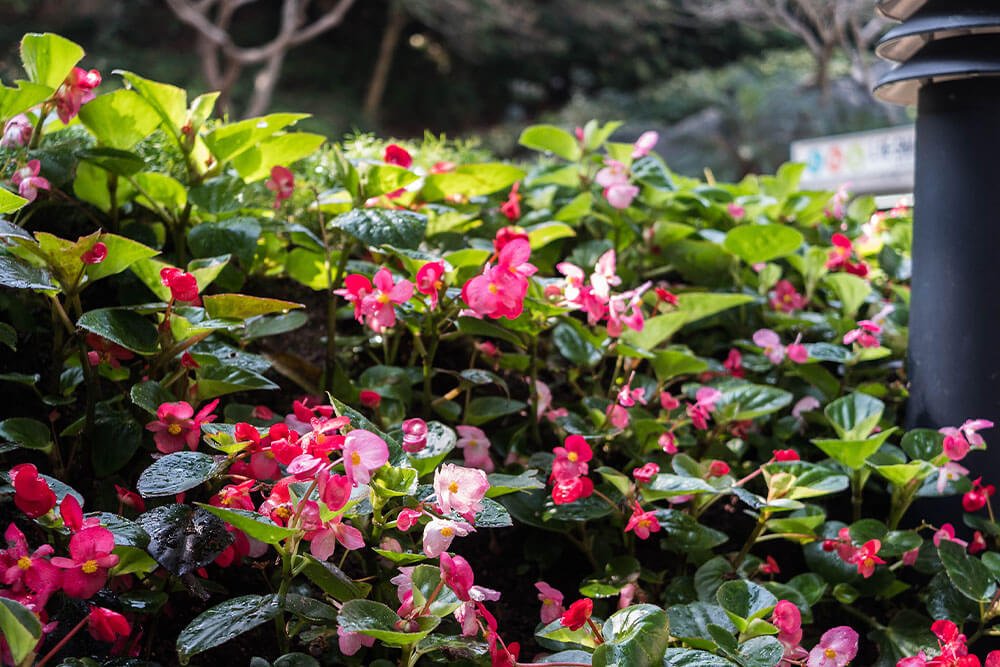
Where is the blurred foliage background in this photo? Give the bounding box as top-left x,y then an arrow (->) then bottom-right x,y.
0,0 -> 910,180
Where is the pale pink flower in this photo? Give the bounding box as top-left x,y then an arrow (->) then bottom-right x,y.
932,523 -> 968,549
342,429 -> 389,485
617,383 -> 647,407
605,183 -> 639,209
695,387 -> 722,411
659,431 -> 678,454
361,268 -> 413,333
937,461 -> 969,494
422,518 -> 473,557
535,581 -> 565,624
607,403 -> 630,429
415,261 -> 446,309
1,115 -> 32,148
590,249 -> 622,299
434,463 -> 490,519
11,160 -> 50,202
793,396 -> 821,418
807,627 -> 858,667
401,418 -> 428,453
338,626 -> 375,656
456,425 -> 494,472
754,328 -> 787,364
54,67 -> 101,124
631,131 -> 659,158
265,166 -> 294,209
843,320 -> 882,348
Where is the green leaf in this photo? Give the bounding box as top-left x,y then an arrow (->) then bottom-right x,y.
197,504 -> 298,545
457,316 -> 527,348
667,602 -> 735,650
0,418 -> 50,450
738,637 -> 784,667
20,32 -> 83,88
130,380 -> 174,415
765,461 -> 849,500
91,410 -> 142,476
196,365 -> 278,401
824,273 -> 872,319
137,504 -> 232,576
77,308 -> 159,355
657,509 -> 728,551
642,474 -> 717,501
77,147 -> 146,177
116,70 -> 187,134
410,564 -> 462,617
901,429 -> 944,461
298,554 -> 371,601
714,382 -> 793,421
717,580 -> 777,623
371,465 -> 419,499
519,124 -> 581,161
422,163 -> 525,200
555,192 -> 593,223
85,233 -> 159,283
486,470 -> 545,498
332,208 -> 427,250
938,539 -> 998,602
812,428 -> 897,470
723,225 -> 803,265
0,597 -> 42,666
0,81 -> 52,122
133,172 -> 187,216
662,649 -> 739,666
338,600 -> 440,647
203,113 -> 309,164
650,349 -> 708,382
202,294 -> 303,320
622,293 -> 755,350
78,89 -> 161,149
0,323 -> 15,351
527,222 -> 576,250
366,164 -> 419,198
553,320 -> 604,367
872,461 -> 935,487
231,132 -> 326,182
0,253 -> 55,290
593,604 -> 670,667
824,392 -> 885,441
177,595 -> 281,662
285,247 -> 336,290
137,451 -> 227,498
871,610 -> 937,667
465,396 -> 527,426
188,217 -> 262,266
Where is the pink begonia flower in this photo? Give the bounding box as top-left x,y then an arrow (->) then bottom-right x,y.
591,249 -> 622,299
624,503 -> 661,540
724,348 -> 744,377
422,518 -> 473,557
396,508 -> 423,531
440,552 -> 474,601
265,165 -> 294,209
2,524 -> 60,604
160,267 -> 200,302
9,463 -> 56,519
659,431 -> 678,454
772,600 -> 805,658
933,523 -> 968,549
617,383 -> 647,407
660,392 -> 680,410
338,625 -> 375,656
787,334 -> 809,363
807,626 -> 858,667
456,425 -> 494,472
631,130 -> 659,158
753,328 -> 788,364
535,581 -> 565,624
50,526 -> 119,599
793,396 -> 822,418
607,283 -> 650,337
595,159 -> 629,189
401,418 -> 428,453
363,268 -> 414,333
60,495 -> 98,534
901,547 -> 920,567
81,241 -> 107,265
850,539 -> 885,578
87,606 -> 131,643
552,436 -> 592,481
342,429 -> 389,485
384,143 -> 412,169
843,320 -> 882,348
306,516 -> 364,561
434,463 -> 490,519
937,461 -> 970,494
687,402 -> 711,430
11,160 -> 50,202
145,400 -> 218,453
605,183 -> 639,209
0,114 -> 32,148
696,387 -> 722,410
415,261 -> 446,309
606,403 -> 630,429
334,274 -> 372,322
54,67 -> 101,124
500,182 -> 521,220
633,462 -> 659,484
770,280 -> 808,313
461,238 -> 536,319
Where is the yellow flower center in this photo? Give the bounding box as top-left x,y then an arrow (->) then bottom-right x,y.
825,649 -> 837,659
167,423 -> 183,435
275,507 -> 291,520
378,294 -> 391,305
440,526 -> 454,538
488,283 -> 498,294
221,496 -> 232,506
17,556 -> 31,570
568,452 -> 578,462
543,599 -> 553,605
448,481 -> 459,494
639,519 -> 651,529
351,452 -> 362,465
81,559 -> 99,574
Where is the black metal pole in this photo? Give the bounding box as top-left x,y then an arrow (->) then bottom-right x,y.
905,78 -> 1000,470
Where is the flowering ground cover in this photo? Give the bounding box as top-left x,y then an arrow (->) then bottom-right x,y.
1,31 -> 999,667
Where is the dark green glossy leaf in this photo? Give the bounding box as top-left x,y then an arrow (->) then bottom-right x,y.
176,594 -> 280,662
137,452 -> 227,497
137,504 -> 233,576
332,208 -> 427,250
77,308 -> 159,355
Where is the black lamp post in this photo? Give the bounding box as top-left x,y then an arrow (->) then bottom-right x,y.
874,1 -> 1000,474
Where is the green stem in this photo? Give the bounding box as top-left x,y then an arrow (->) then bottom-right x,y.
528,336 -> 542,446
851,468 -> 865,523
325,240 -> 353,392
274,550 -> 292,654
733,512 -> 769,570
422,326 -> 440,418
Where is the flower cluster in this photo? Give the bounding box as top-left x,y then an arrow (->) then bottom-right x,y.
552,249 -> 650,337
549,435 -> 594,505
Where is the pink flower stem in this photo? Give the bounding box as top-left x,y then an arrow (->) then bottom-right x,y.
36,614 -> 89,667
418,577 -> 446,617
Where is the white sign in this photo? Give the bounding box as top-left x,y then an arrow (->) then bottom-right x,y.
791,125 -> 915,194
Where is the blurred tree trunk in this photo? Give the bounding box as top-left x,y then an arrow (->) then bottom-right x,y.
166,0 -> 357,117
363,2 -> 407,125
